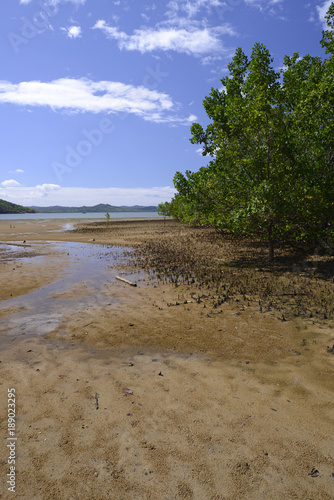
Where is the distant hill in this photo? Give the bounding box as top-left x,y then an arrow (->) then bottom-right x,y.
0,199 -> 36,214
30,204 -> 158,213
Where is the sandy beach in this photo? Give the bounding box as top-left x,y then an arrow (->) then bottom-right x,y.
0,218 -> 333,499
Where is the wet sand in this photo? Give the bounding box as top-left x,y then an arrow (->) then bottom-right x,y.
0,219 -> 333,499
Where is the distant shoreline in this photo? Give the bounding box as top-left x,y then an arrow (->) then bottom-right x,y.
0,199 -> 159,215
29,204 -> 159,214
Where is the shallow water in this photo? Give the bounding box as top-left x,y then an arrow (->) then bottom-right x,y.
0,211 -> 161,221
0,243 -> 45,264
0,241 -> 133,337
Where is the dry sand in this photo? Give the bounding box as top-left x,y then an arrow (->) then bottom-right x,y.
0,218 -> 333,499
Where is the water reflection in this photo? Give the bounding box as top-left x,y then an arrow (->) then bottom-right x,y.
0,242 -> 129,337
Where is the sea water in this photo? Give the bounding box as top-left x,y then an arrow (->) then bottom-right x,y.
0,241 -> 144,337
0,211 -> 161,221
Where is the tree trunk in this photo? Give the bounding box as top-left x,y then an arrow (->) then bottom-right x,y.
268,225 -> 274,262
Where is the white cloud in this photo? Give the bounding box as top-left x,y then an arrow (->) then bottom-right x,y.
47,0 -> 86,5
0,184 -> 175,206
1,179 -> 22,188
316,0 -> 332,27
144,112 -> 197,126
201,54 -> 223,65
93,20 -> 235,57
0,78 -> 190,123
166,0 -> 227,19
0,183 -> 61,203
141,13 -> 151,23
8,170 -> 24,175
244,0 -> 284,12
61,25 -> 82,38
0,77 -> 196,124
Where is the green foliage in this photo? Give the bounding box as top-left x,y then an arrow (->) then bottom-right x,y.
168,3 -> 334,260
0,198 -> 36,214
158,202 -> 170,217
321,2 -> 334,53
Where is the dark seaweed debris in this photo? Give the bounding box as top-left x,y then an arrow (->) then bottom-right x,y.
128,226 -> 334,320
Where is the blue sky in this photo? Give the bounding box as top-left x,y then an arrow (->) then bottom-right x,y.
0,0 -> 332,207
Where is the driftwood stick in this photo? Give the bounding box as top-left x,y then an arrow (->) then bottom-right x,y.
116,276 -> 137,287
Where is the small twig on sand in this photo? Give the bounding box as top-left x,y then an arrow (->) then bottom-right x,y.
116,276 -> 137,287
95,393 -> 99,410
